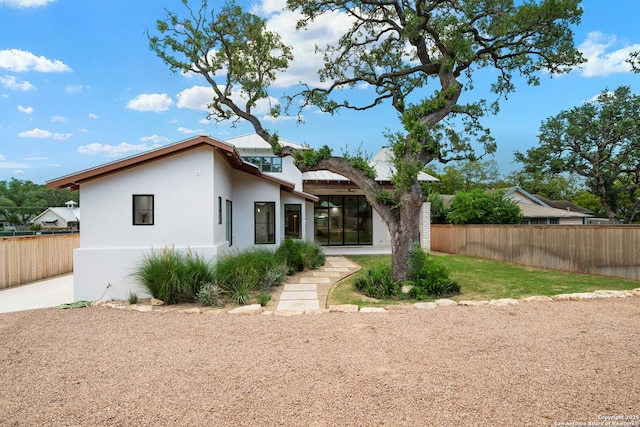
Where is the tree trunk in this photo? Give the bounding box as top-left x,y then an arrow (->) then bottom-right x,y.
388,191 -> 424,282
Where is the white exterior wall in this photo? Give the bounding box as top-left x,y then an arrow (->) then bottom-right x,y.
73,147 -> 232,301
231,169 -> 282,249
371,208 -> 391,247
305,201 -> 315,242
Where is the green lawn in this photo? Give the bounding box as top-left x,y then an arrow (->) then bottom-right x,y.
330,254 -> 640,306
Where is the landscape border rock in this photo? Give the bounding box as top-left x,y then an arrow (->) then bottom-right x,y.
95,287 -> 640,315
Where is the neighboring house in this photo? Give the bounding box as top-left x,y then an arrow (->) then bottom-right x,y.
440,187 -> 594,225
504,187 -> 593,225
30,200 -> 80,231
47,133 -> 435,300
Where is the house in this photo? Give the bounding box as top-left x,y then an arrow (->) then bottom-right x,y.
439,187 -> 594,225
503,187 -> 593,225
228,134 -> 437,248
30,200 -> 80,231
47,133 -> 435,300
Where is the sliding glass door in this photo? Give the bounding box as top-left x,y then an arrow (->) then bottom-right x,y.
314,195 -> 372,245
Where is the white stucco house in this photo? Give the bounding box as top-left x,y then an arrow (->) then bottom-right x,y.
47,133 -> 435,300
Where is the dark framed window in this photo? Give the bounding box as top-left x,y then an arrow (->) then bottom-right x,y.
242,156 -> 282,173
254,202 -> 275,244
133,195 -> 154,225
284,204 -> 302,239
226,200 -> 233,246
218,196 -> 222,224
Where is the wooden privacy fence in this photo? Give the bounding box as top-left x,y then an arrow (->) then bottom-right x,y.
431,225 -> 640,281
0,234 -> 80,290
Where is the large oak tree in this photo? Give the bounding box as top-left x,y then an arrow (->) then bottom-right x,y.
515,86 -> 640,224
149,0 -> 583,280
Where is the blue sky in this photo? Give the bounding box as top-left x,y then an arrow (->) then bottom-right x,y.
1,0 -> 639,185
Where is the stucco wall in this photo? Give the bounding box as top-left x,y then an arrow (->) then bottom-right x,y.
231,169 -> 282,248
79,147 -> 221,249
73,147 -> 236,300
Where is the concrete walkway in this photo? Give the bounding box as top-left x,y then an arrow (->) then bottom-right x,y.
0,274 -> 74,314
275,256 -> 360,311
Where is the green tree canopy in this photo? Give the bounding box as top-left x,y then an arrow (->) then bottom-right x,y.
515,86 -> 640,223
426,159 -> 501,194
0,179 -> 78,229
150,0 -> 583,280
447,189 -> 522,224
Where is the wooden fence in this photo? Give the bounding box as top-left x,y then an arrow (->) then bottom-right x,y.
431,225 -> 640,281
0,234 -> 80,290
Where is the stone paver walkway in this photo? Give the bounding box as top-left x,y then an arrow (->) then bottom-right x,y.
274,256 -> 360,312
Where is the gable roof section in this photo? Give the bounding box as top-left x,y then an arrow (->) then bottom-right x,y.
225,133 -> 307,151
533,194 -> 594,215
46,135 -> 318,203
31,207 -> 80,224
302,147 -> 438,183
502,187 -> 551,207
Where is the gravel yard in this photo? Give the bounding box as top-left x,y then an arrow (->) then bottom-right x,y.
1,297 -> 639,426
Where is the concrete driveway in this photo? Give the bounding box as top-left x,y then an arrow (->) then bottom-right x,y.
0,275 -> 74,314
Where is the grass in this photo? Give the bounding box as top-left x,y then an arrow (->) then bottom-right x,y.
330,254 -> 639,305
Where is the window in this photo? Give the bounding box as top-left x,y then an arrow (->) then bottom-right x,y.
549,218 -> 560,225
242,156 -> 282,173
226,200 -> 233,246
255,202 -> 275,244
314,195 -> 372,245
284,204 -> 302,239
133,195 -> 154,225
218,196 -> 222,224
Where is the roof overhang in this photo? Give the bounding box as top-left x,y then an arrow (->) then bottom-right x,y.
46,134 -> 319,203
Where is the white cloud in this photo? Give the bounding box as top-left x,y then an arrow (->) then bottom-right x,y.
177,126 -> 203,134
261,3 -> 353,89
65,84 -> 89,94
77,142 -> 151,157
0,49 -> 71,72
177,84 -> 283,120
126,93 -> 173,112
88,113 -> 98,119
578,32 -> 640,77
18,128 -> 72,139
140,134 -> 171,144
0,75 -> 35,90
17,105 -> 33,114
52,132 -> 72,140
0,0 -> 55,7
19,128 -> 52,138
0,158 -> 28,169
23,156 -> 49,161
176,86 -> 214,111
51,115 -> 66,122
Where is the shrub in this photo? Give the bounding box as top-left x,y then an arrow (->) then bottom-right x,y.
133,247 -> 214,305
197,282 -> 225,307
259,264 -> 289,290
214,247 -> 287,304
127,291 -> 138,305
353,262 -> 400,299
257,292 -> 271,307
276,238 -> 326,274
407,245 -> 461,298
